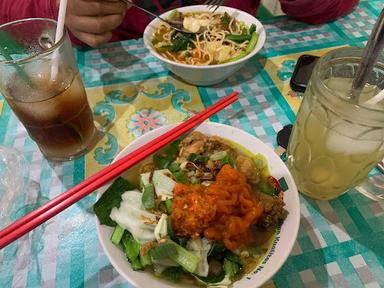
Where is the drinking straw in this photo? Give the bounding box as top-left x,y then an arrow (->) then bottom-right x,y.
364,89 -> 384,106
51,0 -> 68,80
0,91 -> 239,249
350,8 -> 384,102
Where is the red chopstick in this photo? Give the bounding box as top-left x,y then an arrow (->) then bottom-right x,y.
0,91 -> 238,249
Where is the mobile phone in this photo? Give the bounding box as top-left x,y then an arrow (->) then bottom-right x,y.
290,54 -> 319,93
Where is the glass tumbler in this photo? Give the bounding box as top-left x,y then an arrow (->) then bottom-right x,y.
286,47 -> 384,201
0,18 -> 97,161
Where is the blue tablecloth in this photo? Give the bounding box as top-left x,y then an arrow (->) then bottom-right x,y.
1,1 -> 383,287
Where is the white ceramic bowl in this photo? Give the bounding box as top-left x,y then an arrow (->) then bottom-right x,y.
96,122 -> 300,288
143,6 -> 266,86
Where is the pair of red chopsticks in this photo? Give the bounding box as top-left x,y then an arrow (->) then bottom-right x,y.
0,91 -> 238,249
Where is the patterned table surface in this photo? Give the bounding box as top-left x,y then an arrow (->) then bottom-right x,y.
1,1 -> 384,287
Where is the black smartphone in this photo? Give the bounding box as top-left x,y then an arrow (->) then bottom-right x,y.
290,54 -> 319,93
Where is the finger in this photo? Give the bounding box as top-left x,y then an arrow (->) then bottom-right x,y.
71,30 -> 113,48
67,13 -> 125,35
70,0 -> 128,16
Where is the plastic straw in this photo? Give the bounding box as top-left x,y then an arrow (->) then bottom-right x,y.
0,92 -> 239,249
51,0 -> 68,80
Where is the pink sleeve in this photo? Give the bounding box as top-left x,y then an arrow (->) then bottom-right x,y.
0,0 -> 58,25
279,0 -> 360,24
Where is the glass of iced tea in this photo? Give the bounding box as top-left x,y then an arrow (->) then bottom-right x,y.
286,47 -> 384,201
0,18 -> 97,161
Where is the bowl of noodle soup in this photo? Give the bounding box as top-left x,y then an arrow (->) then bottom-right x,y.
143,5 -> 266,86
95,122 -> 300,288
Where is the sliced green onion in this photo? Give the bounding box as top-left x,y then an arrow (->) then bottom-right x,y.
220,154 -> 235,167
209,151 -> 227,161
168,162 -> 180,173
165,199 -> 173,214
259,180 -> 276,196
110,224 -> 125,246
142,184 -> 156,210
187,153 -> 209,164
253,153 -> 267,169
173,171 -> 186,183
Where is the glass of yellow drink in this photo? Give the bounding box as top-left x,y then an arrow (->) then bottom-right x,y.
286,47 -> 384,201
0,18 -> 98,161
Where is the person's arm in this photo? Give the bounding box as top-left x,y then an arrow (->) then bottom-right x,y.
0,0 -> 58,25
279,0 -> 360,24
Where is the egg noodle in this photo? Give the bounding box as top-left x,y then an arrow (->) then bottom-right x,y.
152,11 -> 256,65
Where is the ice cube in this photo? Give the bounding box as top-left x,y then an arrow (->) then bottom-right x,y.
325,123 -> 381,155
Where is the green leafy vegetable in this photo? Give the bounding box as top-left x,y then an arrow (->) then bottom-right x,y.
225,34 -> 252,43
194,267 -> 226,284
249,23 -> 256,34
161,267 -> 183,282
150,242 -> 178,260
168,240 -> 201,273
93,177 -> 136,226
187,153 -> 209,164
156,45 -> 173,53
259,176 -> 280,196
140,252 -> 152,267
223,251 -> 243,277
167,216 -> 177,241
223,251 -> 242,265
111,224 -> 125,245
226,32 -> 259,63
223,258 -> 241,277
220,12 -> 231,30
208,241 -> 226,257
121,231 -> 143,270
153,140 -> 181,169
142,184 -> 156,210
171,33 -> 193,52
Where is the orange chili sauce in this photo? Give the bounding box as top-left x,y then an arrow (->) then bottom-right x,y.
171,164 -> 264,250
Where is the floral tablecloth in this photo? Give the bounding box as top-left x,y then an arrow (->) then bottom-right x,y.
1,1 -> 383,287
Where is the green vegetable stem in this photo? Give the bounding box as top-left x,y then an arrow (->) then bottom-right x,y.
226,32 -> 259,63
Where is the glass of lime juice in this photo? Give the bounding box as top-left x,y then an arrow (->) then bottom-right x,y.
286,47 -> 384,201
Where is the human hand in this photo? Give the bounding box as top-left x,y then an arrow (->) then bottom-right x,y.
59,0 -> 130,47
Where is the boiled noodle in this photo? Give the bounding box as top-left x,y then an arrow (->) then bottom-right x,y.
152,11 -> 258,65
